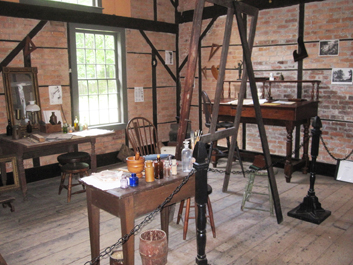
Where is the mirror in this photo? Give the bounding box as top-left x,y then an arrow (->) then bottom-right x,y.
2,67 -> 42,130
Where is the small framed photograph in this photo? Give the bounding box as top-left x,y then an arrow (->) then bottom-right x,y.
49,85 -> 62,105
165,50 -> 173,65
319,40 -> 339,56
335,160 -> 353,184
331,68 -> 353,84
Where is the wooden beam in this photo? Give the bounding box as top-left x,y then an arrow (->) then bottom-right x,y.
0,20 -> 47,70
0,1 -> 177,34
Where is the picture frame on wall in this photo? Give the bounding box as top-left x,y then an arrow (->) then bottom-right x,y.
319,39 -> 339,56
335,160 -> 353,184
331,68 -> 353,84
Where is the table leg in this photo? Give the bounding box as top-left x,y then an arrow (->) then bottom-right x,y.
285,123 -> 294,183
86,187 -> 100,264
120,196 -> 135,265
160,205 -> 170,239
0,162 -> 6,186
90,139 -> 97,173
16,155 -> 27,199
302,120 -> 310,174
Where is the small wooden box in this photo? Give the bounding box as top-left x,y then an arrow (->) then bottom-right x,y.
40,124 -> 62,133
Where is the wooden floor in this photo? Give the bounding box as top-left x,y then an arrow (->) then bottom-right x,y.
1,160 -> 353,265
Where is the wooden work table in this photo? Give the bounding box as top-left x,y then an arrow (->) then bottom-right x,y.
0,130 -> 115,198
85,166 -> 194,265
214,98 -> 319,182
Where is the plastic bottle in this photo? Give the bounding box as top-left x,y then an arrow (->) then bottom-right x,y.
182,140 -> 192,172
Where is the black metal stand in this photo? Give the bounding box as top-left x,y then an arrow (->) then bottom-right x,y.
288,116 -> 331,224
193,141 -> 210,265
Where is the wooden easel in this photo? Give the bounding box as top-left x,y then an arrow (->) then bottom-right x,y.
176,1 -> 283,263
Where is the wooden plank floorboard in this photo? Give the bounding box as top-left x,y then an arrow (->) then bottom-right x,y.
1,161 -> 353,265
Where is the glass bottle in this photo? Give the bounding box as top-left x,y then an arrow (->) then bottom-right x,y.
182,140 -> 192,172
26,121 -> 32,133
129,173 -> 139,187
82,118 -> 88,130
49,112 -> 57,125
145,160 -> 155,182
74,116 -> 79,131
171,159 -> 177,175
6,119 -> 12,136
63,123 -> 68,133
153,154 -> 164,179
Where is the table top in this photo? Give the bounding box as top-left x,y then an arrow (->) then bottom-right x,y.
0,129 -> 115,148
85,166 -> 191,200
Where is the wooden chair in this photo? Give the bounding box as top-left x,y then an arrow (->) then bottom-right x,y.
126,117 -> 161,156
177,184 -> 216,240
201,91 -> 243,168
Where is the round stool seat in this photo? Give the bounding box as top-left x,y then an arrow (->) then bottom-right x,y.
207,184 -> 212,195
61,162 -> 89,173
57,152 -> 90,164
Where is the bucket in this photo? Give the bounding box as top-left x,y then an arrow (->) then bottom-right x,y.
139,229 -> 168,265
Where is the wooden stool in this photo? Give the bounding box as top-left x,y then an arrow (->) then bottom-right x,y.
58,162 -> 89,203
241,168 -> 276,216
57,151 -> 90,165
177,184 -> 216,240
0,195 -> 15,212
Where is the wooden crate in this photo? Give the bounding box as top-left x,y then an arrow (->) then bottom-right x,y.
40,124 -> 62,133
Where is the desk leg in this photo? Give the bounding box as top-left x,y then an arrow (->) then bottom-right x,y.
302,120 -> 310,174
160,206 -> 170,239
86,187 -> 100,264
120,196 -> 135,265
0,162 -> 6,187
90,139 -> 97,173
17,155 -> 27,199
285,123 -> 294,183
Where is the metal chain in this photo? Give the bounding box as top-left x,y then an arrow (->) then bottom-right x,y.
209,135 -> 311,175
320,135 -> 353,161
84,169 -> 195,265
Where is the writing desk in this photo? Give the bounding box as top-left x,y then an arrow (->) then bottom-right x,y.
0,130 -> 114,198
214,98 -> 319,182
85,167 -> 194,265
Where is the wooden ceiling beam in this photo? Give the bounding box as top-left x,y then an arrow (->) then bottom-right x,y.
0,1 -> 177,34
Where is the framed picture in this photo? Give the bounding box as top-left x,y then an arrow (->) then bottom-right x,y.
165,50 -> 173,65
335,160 -> 353,183
319,40 -> 339,56
331,68 -> 353,84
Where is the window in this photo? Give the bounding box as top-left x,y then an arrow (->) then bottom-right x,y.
46,0 -> 100,7
20,0 -> 102,12
69,24 -> 128,130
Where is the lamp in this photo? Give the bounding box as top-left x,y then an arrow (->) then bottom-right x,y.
25,101 -> 40,125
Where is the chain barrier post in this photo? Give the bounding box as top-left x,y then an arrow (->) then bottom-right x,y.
288,116 -> 331,224
193,141 -> 210,265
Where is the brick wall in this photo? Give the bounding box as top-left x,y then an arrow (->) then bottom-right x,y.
178,0 -> 353,165
0,1 -> 177,170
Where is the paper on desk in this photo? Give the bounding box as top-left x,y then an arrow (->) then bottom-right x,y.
227,99 -> 267,105
272,100 -> 296,105
70,129 -> 114,137
81,170 -> 124,190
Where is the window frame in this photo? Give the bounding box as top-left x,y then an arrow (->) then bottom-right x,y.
20,0 -> 103,13
68,23 -> 128,131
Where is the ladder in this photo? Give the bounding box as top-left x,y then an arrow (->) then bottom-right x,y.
176,1 -> 283,263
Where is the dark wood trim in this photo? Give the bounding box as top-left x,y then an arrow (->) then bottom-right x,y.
0,1 -> 177,34
0,20 -> 47,70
